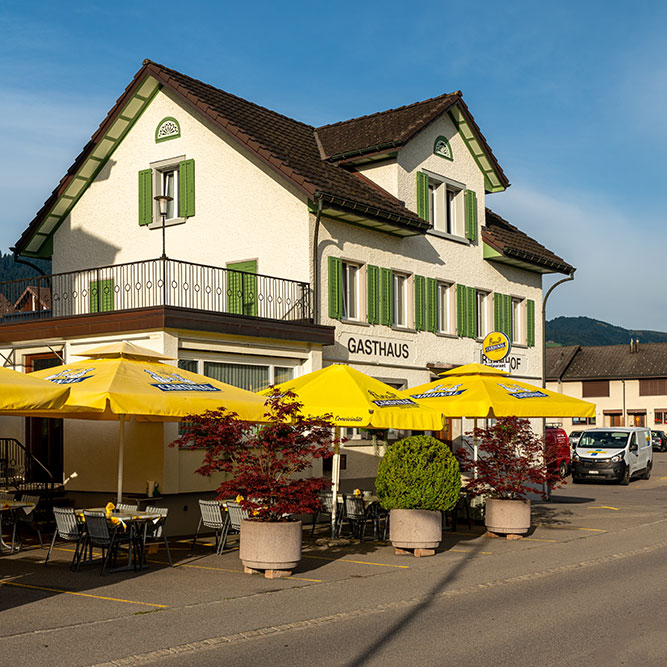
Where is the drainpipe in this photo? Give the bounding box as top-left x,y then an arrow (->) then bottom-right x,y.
542,269 -> 575,389
10,248 -> 48,277
311,197 -> 324,324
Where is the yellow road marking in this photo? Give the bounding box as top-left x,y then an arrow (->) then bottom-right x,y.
0,580 -> 167,608
660,476 -> 667,480
147,560 -> 322,583
573,527 -> 607,532
450,548 -> 492,555
523,538 -> 556,542
588,506 -> 619,511
302,554 -> 409,568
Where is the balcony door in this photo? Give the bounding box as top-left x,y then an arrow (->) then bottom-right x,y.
227,260 -> 257,317
25,353 -> 63,483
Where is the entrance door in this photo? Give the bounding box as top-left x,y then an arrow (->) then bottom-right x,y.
25,354 -> 63,483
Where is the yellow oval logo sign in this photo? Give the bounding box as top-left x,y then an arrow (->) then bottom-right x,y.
482,331 -> 511,361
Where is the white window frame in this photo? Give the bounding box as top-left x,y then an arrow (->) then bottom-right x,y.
437,281 -> 452,334
424,171 -> 465,237
149,155 -> 186,228
477,290 -> 490,338
341,261 -> 361,321
511,297 -> 523,343
392,272 -> 408,328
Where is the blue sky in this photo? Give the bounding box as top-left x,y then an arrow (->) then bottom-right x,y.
2,1 -> 666,329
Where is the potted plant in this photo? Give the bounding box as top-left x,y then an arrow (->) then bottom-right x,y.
174,389 -> 337,577
375,435 -> 461,557
457,417 -> 564,538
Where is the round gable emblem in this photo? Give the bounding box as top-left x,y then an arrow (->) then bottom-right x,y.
155,117 -> 181,143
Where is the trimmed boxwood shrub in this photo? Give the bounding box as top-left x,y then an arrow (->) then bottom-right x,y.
376,435 -> 461,511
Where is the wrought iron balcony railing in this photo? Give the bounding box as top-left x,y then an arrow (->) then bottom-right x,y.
0,258 -> 312,324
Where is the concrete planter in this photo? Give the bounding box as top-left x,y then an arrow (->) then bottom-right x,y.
485,498 -> 531,535
239,519 -> 302,571
389,509 -> 442,549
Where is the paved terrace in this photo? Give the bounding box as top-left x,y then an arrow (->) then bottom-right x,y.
3,457 -> 667,666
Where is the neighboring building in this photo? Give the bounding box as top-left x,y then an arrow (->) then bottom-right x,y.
1,60 -> 572,510
546,342 -> 667,430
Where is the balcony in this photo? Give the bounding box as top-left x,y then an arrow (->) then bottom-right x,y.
0,259 -> 327,343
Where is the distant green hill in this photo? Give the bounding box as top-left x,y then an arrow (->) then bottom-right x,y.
546,316 -> 667,347
0,251 -> 51,282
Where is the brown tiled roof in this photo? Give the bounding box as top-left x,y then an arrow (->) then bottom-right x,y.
483,209 -> 574,274
14,286 -> 51,310
315,93 -> 460,160
546,343 -> 667,380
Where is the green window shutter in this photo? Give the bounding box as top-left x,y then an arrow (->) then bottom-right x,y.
328,256 -> 342,319
138,169 -> 153,226
416,172 -> 429,220
456,284 -> 466,337
466,286 -> 477,339
380,268 -> 393,326
426,278 -> 438,332
178,159 -> 195,217
227,260 -> 257,316
503,294 -> 512,339
414,275 -> 426,331
90,279 -> 114,313
465,190 -> 477,242
527,299 -> 535,347
494,293 -> 503,331
367,265 -> 379,324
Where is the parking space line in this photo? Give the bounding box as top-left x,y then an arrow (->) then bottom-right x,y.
450,548 -> 492,555
154,561 -> 322,582
522,538 -> 557,542
302,554 -> 409,569
0,580 -> 167,608
588,506 -> 619,511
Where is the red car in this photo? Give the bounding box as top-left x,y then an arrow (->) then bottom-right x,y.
545,427 -> 571,478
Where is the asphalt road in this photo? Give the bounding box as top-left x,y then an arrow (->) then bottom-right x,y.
4,452 -> 667,666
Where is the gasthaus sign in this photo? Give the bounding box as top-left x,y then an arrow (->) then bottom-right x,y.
340,333 -> 412,362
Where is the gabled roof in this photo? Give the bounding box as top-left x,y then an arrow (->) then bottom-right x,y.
482,209 -> 574,275
315,94 -> 509,193
546,343 -> 667,381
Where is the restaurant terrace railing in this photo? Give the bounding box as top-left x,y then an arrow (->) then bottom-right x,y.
0,258 -> 312,324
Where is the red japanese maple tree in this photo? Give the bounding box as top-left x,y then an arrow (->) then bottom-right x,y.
172,389 -> 338,521
457,417 -> 565,500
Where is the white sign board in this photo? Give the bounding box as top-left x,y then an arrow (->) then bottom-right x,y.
479,351 -> 527,375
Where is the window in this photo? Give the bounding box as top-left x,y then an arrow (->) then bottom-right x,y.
477,291 -> 489,338
138,157 -> 195,227
582,380 -> 610,398
655,410 -> 667,424
511,298 -> 522,343
640,378 -> 667,396
180,358 -> 295,393
572,417 -> 596,425
392,273 -> 408,327
438,282 -> 451,333
429,180 -> 461,235
341,262 -> 360,320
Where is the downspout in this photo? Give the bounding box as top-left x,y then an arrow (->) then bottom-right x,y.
311,197 -> 324,324
10,248 -> 48,277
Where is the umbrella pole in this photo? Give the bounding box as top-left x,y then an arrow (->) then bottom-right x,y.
117,415 -> 127,504
473,418 -> 478,480
331,427 -> 341,538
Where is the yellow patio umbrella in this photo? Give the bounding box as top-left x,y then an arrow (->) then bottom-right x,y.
261,364 -> 445,534
403,363 -> 596,419
29,341 -> 269,501
0,366 -> 70,412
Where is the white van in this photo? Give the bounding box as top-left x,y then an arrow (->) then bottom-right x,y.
571,427 -> 652,485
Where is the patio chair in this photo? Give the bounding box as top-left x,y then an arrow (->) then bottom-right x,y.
343,494 -> 372,541
15,493 -> 43,548
0,491 -> 15,501
365,501 -> 389,541
81,510 -> 136,575
225,500 -> 249,538
116,502 -> 138,513
192,500 -> 230,555
445,492 -> 472,532
310,491 -> 344,538
45,507 -> 84,569
143,506 -> 173,567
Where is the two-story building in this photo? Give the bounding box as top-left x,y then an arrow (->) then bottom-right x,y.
0,60 -> 572,508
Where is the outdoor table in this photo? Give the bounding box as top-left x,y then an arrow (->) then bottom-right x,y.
75,508 -> 162,572
0,501 -> 35,554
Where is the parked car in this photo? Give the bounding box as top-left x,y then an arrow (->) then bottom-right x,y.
545,426 -> 570,478
651,430 -> 667,452
572,427 -> 652,485
569,430 -> 584,448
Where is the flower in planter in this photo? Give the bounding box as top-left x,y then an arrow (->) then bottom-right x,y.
172,389 -> 340,522
457,417 -> 565,500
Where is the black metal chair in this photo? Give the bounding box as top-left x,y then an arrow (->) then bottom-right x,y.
143,506 -> 172,567
15,493 -> 43,548
81,510 -> 136,575
45,507 -> 85,569
343,494 -> 372,541
116,502 -> 138,513
192,500 -> 230,555
310,491 -> 344,538
365,502 -> 389,541
224,500 -> 249,549
445,493 -> 472,531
